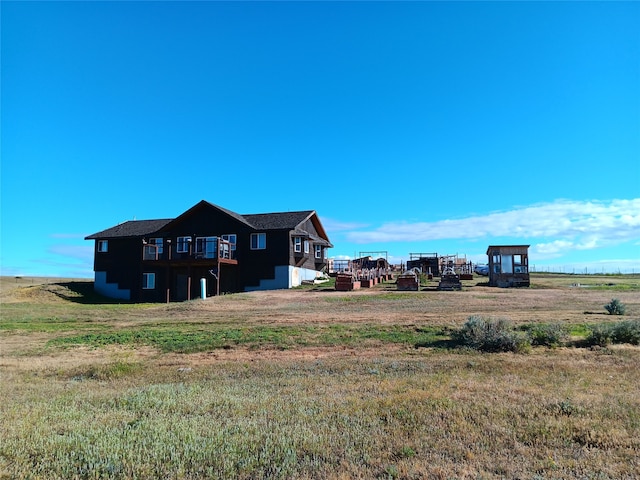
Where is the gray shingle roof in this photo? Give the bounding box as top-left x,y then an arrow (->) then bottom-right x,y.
243,211 -> 314,230
85,219 -> 173,239
85,203 -> 325,241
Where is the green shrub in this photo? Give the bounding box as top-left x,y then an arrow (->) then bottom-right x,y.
604,298 -> 626,315
587,319 -> 640,347
612,319 -> 640,345
587,324 -> 614,347
527,323 -> 569,347
455,316 -> 529,353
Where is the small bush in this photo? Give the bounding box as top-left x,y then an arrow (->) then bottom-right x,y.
612,319 -> 640,345
587,324 -> 614,347
604,298 -> 626,315
455,316 -> 529,353
528,323 -> 569,347
586,319 -> 640,347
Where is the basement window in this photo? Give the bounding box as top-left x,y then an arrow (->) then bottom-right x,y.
142,273 -> 155,289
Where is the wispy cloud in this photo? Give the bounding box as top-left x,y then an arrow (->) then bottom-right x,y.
321,217 -> 369,232
48,245 -> 94,261
344,200 -> 640,255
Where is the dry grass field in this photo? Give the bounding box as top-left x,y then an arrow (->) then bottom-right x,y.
1,274 -> 639,479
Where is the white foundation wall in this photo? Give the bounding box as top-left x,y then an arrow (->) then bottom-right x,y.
244,266 -> 320,291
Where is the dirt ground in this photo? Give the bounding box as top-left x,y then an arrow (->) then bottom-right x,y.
2,274 -> 638,372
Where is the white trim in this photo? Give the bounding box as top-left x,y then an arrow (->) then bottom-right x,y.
244,265 -> 321,291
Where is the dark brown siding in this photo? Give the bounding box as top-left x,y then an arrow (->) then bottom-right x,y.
239,230 -> 290,289
289,218 -> 329,271
93,238 -> 144,301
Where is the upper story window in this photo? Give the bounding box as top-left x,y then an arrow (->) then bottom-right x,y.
314,245 -> 323,259
149,238 -> 163,254
293,237 -> 302,253
195,237 -> 217,258
304,240 -> 310,254
97,240 -> 108,252
250,233 -> 266,250
221,234 -> 237,259
177,236 -> 191,253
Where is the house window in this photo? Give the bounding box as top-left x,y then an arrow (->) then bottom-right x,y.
222,234 -> 237,258
177,237 -> 190,253
502,255 -> 513,274
513,254 -> 528,273
97,240 -> 108,252
195,237 -> 217,258
304,240 -> 309,254
294,237 -> 302,253
314,245 -> 323,259
149,238 -> 163,254
142,273 -> 155,289
251,233 -> 266,250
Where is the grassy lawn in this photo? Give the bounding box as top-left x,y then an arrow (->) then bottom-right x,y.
1,274 -> 639,479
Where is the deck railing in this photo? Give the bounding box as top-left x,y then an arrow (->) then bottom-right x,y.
142,238 -> 236,262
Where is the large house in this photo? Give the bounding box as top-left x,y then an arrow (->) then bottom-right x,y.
85,200 -> 333,302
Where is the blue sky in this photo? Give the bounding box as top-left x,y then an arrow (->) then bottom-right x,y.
1,1 -> 639,278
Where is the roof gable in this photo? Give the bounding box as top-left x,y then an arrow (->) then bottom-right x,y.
158,200 -> 255,232
85,201 -> 332,245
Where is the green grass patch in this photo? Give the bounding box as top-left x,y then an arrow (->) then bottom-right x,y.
324,292 -> 417,303
47,324 -> 448,353
0,314 -> 111,333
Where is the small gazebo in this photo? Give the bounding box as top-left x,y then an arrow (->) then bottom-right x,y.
486,245 -> 530,288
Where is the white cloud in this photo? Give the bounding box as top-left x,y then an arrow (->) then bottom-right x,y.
344,199 -> 640,249
532,240 -> 575,258
321,217 -> 369,233
48,245 -> 94,261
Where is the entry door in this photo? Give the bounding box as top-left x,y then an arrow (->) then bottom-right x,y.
176,274 -> 189,301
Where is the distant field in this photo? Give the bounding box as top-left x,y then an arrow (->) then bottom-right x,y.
1,274 -> 639,479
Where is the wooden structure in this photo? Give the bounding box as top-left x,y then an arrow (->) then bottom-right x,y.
396,269 -> 419,291
332,256 -> 393,291
86,200 -> 332,302
486,245 -> 530,288
437,266 -> 462,291
335,273 -> 361,291
407,253 -> 439,276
